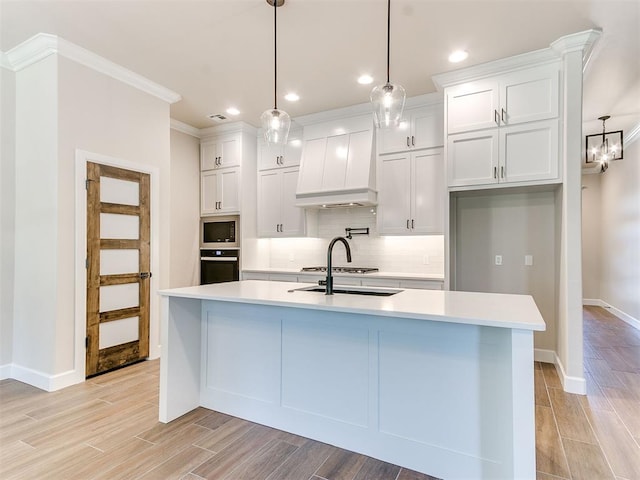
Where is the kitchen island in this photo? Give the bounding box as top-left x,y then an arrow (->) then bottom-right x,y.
159,280 -> 545,479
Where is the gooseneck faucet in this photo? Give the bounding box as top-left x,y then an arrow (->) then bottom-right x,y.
325,236 -> 352,295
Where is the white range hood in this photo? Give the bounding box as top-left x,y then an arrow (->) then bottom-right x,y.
295,115 -> 377,208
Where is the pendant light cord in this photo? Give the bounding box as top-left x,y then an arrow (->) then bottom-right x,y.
386,0 -> 391,84
273,0 -> 278,110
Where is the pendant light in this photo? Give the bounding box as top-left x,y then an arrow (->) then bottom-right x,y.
370,0 -> 406,129
261,0 -> 291,145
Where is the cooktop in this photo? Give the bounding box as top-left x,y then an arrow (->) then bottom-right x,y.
300,266 -> 379,274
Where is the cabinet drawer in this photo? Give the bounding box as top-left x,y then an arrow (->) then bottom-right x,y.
361,278 -> 401,288
243,272 -> 270,281
399,280 -> 443,290
269,274 -> 299,282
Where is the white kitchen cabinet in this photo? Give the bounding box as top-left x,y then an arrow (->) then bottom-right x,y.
378,149 -> 444,235
201,133 -> 241,170
201,168 -> 240,215
445,64 -> 560,188
258,167 -> 305,237
448,119 -> 558,187
258,137 -> 302,170
377,104 -> 444,154
446,64 -> 559,135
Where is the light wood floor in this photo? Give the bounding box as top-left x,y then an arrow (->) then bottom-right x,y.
1,306 -> 638,480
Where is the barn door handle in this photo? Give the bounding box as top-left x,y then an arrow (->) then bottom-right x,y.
139,272 -> 152,279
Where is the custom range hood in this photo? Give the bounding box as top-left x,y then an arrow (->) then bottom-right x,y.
295,114 -> 377,208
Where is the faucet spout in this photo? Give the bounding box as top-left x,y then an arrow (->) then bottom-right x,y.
325,236 -> 352,295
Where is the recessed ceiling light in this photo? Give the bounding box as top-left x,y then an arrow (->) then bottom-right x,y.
226,107 -> 240,115
284,92 -> 300,102
358,74 -> 374,85
448,50 -> 469,63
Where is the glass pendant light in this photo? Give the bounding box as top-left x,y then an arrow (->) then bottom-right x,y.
371,0 -> 406,128
261,0 -> 290,145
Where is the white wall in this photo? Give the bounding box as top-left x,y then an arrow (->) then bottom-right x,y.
10,53 -> 172,383
581,173 -> 602,300
169,129 -> 200,288
599,139 -> 640,322
0,65 -> 16,368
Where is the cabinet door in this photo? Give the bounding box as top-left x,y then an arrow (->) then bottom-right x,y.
218,168 -> 239,213
281,168 -> 305,236
411,105 -> 444,150
447,130 -> 499,187
378,154 -> 411,234
377,120 -> 412,154
201,142 -> 218,171
447,80 -> 499,134
257,170 -> 282,237
282,138 -> 302,168
297,137 -> 326,193
322,133 -> 349,191
500,119 -> 559,184
218,135 -> 240,168
258,142 -> 283,171
200,171 -> 219,215
500,65 -> 559,126
412,150 -> 444,234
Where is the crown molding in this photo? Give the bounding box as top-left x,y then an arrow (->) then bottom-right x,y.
4,33 -> 181,104
199,121 -> 258,140
550,29 -> 602,60
0,52 -> 13,70
170,119 -> 201,138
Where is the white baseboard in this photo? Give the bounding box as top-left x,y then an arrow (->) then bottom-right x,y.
0,364 -> 11,380
7,364 -> 83,392
534,348 -> 586,395
583,298 -> 640,331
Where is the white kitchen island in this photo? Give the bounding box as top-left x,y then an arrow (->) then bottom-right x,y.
158,280 -> 545,480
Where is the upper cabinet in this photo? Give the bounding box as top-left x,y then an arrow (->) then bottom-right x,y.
201,168 -> 240,215
258,135 -> 303,171
201,133 -> 241,170
377,104 -> 444,154
257,167 -> 305,237
443,63 -> 561,189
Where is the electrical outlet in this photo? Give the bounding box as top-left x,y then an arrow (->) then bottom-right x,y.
495,255 -> 503,266
525,255 -> 533,266
288,253 -> 295,262
423,255 -> 430,265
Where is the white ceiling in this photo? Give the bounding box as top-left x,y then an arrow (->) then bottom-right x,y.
1,0 -> 639,133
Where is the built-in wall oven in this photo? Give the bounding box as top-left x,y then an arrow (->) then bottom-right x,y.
200,249 -> 239,285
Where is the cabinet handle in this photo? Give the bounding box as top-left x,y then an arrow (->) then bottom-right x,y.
501,108 -> 506,123
411,136 -> 415,146
494,110 -> 500,126
276,156 -> 280,165
411,219 -> 415,229
501,166 -> 505,179
406,137 -> 410,147
406,219 -> 410,229
494,166 -> 497,179
280,156 -> 284,165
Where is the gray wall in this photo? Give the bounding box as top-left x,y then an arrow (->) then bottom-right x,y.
453,189 -> 558,351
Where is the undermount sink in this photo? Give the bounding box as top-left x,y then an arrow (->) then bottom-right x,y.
290,285 -> 402,297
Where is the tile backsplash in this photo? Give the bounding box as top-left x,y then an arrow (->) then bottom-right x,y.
260,207 -> 444,274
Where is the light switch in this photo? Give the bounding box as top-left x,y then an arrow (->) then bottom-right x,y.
525,255 -> 533,266
288,253 -> 295,262
495,255 -> 503,266
423,255 -> 430,265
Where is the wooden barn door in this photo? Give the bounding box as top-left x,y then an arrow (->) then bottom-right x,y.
86,162 -> 151,377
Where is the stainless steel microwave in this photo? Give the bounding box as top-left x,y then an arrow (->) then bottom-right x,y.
200,215 -> 239,249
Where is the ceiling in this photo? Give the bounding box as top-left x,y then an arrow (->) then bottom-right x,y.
1,0 -> 639,133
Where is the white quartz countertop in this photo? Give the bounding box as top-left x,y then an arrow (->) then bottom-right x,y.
242,268 -> 445,281
159,280 -> 545,331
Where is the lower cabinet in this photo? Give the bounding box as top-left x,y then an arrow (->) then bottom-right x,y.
257,167 -> 305,237
378,149 -> 444,235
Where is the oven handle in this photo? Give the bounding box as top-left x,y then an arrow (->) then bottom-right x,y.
201,257 -> 238,262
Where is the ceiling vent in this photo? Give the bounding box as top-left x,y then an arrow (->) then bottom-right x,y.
207,113 -> 227,122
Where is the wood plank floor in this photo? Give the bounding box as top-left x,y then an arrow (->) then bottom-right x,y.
535,306 -> 640,480
1,306 -> 638,479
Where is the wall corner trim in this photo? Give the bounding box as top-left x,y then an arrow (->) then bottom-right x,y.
4,33 -> 181,104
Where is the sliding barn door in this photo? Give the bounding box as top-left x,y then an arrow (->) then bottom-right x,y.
86,162 -> 151,377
